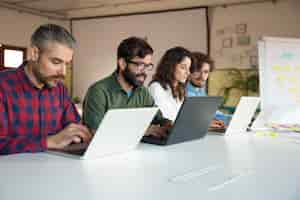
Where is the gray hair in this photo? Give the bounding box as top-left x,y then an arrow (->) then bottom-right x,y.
31,24 -> 76,51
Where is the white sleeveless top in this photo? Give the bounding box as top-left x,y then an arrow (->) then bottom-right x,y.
148,82 -> 183,122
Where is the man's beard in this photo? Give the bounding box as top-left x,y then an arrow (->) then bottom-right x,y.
122,67 -> 147,88
32,62 -> 65,88
190,78 -> 205,88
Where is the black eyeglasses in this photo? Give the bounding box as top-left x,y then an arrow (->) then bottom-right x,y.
126,60 -> 154,71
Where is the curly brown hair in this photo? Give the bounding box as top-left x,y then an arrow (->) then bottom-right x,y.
151,47 -> 192,101
190,52 -> 215,73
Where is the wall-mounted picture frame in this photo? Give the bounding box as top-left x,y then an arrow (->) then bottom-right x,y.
236,23 -> 247,34
237,35 -> 251,46
222,38 -> 233,48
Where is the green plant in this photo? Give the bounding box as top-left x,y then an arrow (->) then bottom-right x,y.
218,68 -> 259,106
72,96 -> 82,104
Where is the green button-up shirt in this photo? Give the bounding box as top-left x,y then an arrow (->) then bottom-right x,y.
83,72 -> 156,130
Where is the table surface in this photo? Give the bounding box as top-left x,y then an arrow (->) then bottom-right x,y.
1,134 -> 300,200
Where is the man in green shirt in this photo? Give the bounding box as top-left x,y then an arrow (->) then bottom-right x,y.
83,37 -> 167,137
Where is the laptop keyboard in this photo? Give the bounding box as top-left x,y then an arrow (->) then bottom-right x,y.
208,127 -> 226,133
141,135 -> 167,145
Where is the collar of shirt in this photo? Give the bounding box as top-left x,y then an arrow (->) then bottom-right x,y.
16,61 -> 54,92
186,81 -> 207,96
110,71 -> 142,95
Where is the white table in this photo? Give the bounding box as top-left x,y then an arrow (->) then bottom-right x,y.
1,134 -> 300,200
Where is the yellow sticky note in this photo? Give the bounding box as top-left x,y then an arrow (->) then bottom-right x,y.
256,132 -> 264,136
288,87 -> 300,93
272,65 -> 282,71
295,66 -> 300,71
289,76 -> 299,83
256,131 -> 268,136
255,131 -> 278,137
269,132 -> 278,138
284,65 -> 292,71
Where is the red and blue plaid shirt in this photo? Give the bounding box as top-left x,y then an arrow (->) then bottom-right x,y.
0,63 -> 80,155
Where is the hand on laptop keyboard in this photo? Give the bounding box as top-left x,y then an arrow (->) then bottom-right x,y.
210,119 -> 226,129
145,124 -> 168,139
47,123 -> 92,150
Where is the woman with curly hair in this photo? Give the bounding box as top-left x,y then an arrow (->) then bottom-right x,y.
148,47 -> 192,121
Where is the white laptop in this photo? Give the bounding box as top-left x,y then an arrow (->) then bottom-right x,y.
48,107 -> 158,159
225,96 -> 260,135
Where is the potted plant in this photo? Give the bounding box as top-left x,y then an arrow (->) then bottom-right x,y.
218,68 -> 259,112
72,96 -> 83,116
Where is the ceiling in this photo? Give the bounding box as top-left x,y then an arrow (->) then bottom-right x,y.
0,0 -> 273,20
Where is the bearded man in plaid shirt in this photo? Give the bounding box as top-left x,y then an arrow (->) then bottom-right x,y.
0,24 -> 92,155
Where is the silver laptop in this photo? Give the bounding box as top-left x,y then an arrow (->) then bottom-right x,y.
48,107 -> 158,159
224,96 -> 260,135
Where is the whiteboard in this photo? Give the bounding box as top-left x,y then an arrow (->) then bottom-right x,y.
72,8 -> 207,98
258,37 -> 300,124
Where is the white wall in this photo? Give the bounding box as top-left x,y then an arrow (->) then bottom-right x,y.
0,7 -> 71,90
72,0 -> 300,99
210,0 -> 300,68
0,7 -> 69,49
72,8 -> 208,99
3,0 -> 299,98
